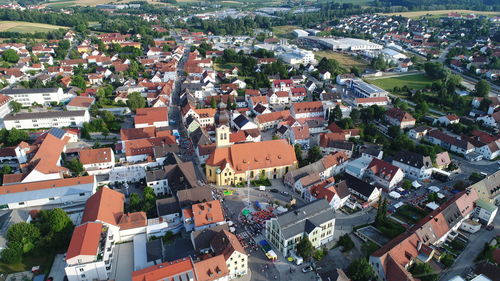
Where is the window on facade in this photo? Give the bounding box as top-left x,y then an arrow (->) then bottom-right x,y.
18,202 -> 24,205
79,193 -> 85,196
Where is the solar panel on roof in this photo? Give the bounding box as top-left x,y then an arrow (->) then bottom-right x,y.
48,128 -> 66,139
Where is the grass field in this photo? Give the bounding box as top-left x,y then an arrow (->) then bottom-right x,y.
315,50 -> 369,70
366,73 -> 437,91
45,0 -> 167,7
0,21 -> 68,33
271,25 -> 301,38
381,10 -> 500,18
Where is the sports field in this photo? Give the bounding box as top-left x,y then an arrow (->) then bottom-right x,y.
365,73 -> 437,91
0,21 -> 68,33
381,10 -> 499,18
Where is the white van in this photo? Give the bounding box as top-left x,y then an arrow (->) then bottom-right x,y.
259,186 -> 266,191
290,251 -> 303,265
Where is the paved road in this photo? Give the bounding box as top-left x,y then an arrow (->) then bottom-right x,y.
439,212 -> 500,281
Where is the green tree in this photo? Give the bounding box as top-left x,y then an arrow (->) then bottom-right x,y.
410,263 -> 438,281
1,248 -> 22,264
296,237 -> 314,261
402,179 -> 412,190
9,101 -> 22,113
475,79 -> 490,97
100,110 -> 116,123
48,208 -> 72,233
307,146 -> 322,163
6,222 -> 40,254
424,62 -> 449,80
415,101 -> 429,116
388,125 -> 401,138
127,92 -> 146,112
350,108 -> 361,123
65,158 -> 84,175
210,96 -> 217,109
329,105 -> 342,124
2,49 -> 19,63
6,128 -> 29,146
337,234 -> 354,252
347,258 -> 375,281
294,144 -> 303,163
128,193 -> 141,212
71,75 -> 86,90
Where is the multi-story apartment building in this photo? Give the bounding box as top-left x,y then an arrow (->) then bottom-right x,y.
0,87 -> 74,106
3,110 -> 90,129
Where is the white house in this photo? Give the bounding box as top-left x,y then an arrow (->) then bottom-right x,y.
366,158 -> 404,190
79,148 -> 115,175
291,101 -> 324,120
392,151 -> 433,180
474,199 -> 498,225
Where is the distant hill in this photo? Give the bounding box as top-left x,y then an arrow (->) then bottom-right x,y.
380,0 -> 499,10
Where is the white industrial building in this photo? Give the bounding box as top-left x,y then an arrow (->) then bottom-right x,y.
303,37 -> 383,51
0,87 -> 74,106
3,110 -> 90,129
0,176 -> 96,209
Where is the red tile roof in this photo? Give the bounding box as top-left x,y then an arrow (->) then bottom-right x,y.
192,200 -> 225,227
79,147 -> 114,165
81,187 -> 124,226
0,176 -> 94,195
66,222 -> 102,260
134,107 -> 168,126
194,255 -> 229,281
118,212 -> 147,230
67,96 -> 95,108
132,258 -> 195,281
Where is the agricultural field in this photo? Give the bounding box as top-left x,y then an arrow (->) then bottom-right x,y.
381,10 -> 500,19
45,0 -> 167,7
315,50 -> 369,70
366,73 -> 437,91
0,21 -> 68,33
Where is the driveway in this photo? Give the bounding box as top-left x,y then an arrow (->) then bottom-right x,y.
48,254 -> 66,281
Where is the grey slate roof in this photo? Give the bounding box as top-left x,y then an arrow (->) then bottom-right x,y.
156,197 -> 181,216
393,151 -> 432,169
275,199 -> 335,239
177,186 -> 213,209
191,224 -> 229,252
146,239 -> 164,263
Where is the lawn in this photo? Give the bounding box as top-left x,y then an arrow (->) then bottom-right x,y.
214,62 -> 241,72
0,250 -> 56,275
315,50 -> 369,70
366,73 -> 437,91
0,21 -> 68,33
375,219 -> 406,239
393,205 -> 428,224
271,25 -> 301,38
380,10 -> 500,19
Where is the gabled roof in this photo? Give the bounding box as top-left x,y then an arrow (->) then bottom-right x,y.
132,257 -> 195,281
367,158 -> 402,182
210,230 -> 245,260
81,187 -> 124,226
66,222 -> 102,260
194,255 -> 229,281
79,147 -> 113,165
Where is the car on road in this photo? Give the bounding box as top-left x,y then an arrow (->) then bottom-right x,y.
280,191 -> 289,196
302,266 -> 313,273
270,188 -> 279,193
486,224 -> 494,231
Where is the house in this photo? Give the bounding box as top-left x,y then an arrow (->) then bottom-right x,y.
408,126 -> 431,140
369,190 -> 478,281
345,174 -> 381,203
66,96 -> 95,111
304,178 -> 351,210
146,162 -> 198,196
134,107 -> 169,128
291,101 -> 324,121
477,141 -> 500,160
0,176 -> 96,209
474,199 -> 498,225
231,114 -> 258,131
265,199 -> 336,256
255,110 -> 290,130
65,222 -> 112,281
366,158 -> 404,190
210,230 -> 248,279
193,255 -> 230,281
184,200 -> 225,232
272,79 -> 294,93
385,108 -> 416,129
284,151 -> 349,194
435,152 -> 451,169
290,125 -> 310,146
392,151 -> 433,180
3,110 -> 90,130
79,148 -> 115,175
319,70 -> 331,80
336,73 -> 356,85
190,225 -> 229,253
435,114 -> 460,126
470,170 -> 500,202
0,87 -> 74,106
205,131 -> 297,186
477,111 -> 500,128
267,91 -> 290,106
319,134 -> 355,157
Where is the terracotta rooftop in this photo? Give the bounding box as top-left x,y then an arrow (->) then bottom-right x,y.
194,255 -> 229,281
118,212 -> 147,230
67,96 -> 95,108
192,200 -> 225,227
81,187 -> 124,226
79,147 -> 114,165
0,175 -> 94,195
66,222 -> 102,260
132,257 -> 195,281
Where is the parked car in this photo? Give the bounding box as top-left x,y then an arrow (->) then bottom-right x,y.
486,224 -> 494,231
302,266 -> 313,273
270,188 -> 279,193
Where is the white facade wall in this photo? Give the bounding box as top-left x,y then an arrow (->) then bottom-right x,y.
65,260 -> 108,281
5,88 -> 74,106
4,111 -> 90,130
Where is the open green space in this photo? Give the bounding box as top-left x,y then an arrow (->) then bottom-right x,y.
271,25 -> 301,38
0,249 -> 56,275
393,204 -> 428,224
0,21 -> 68,33
366,73 -> 438,91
